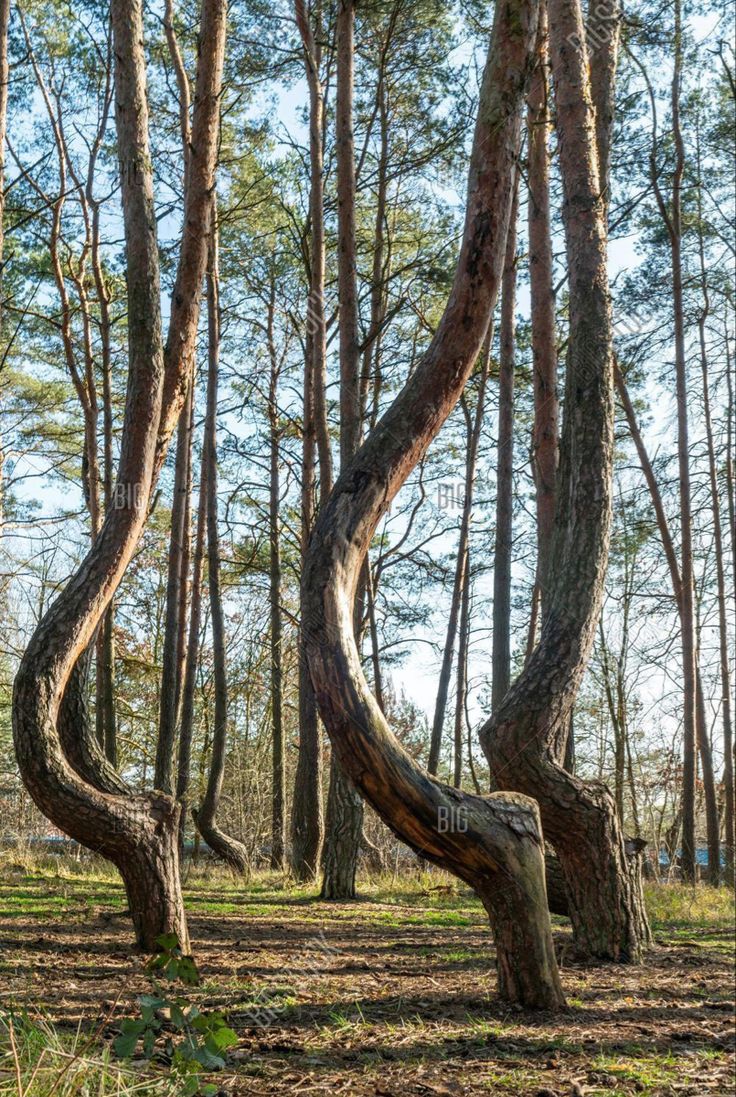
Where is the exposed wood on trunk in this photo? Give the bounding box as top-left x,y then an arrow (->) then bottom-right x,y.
304,0 -> 566,1009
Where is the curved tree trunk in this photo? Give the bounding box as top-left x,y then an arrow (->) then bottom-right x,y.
481,0 -> 650,963
12,0 -> 227,952
192,217 -> 248,874
304,0 -> 565,1009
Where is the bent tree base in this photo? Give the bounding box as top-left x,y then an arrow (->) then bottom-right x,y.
192,809 -> 249,874
487,727 -> 651,961
550,784 -> 651,960
115,794 -> 190,952
321,756 -> 363,900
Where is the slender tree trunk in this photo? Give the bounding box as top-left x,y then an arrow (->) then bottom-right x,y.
91,76 -> 119,767
527,2 -> 558,618
453,534 -> 471,789
291,0 -> 327,881
155,0 -> 195,793
616,363 -> 721,881
267,290 -> 285,870
695,660 -> 721,884
491,176 -> 519,715
428,324 -> 493,777
482,0 -> 650,962
631,0 -> 696,882
0,0 -> 8,536
322,0 -> 364,900
155,393 -> 193,791
695,127 -> 732,882
304,0 -> 565,1009
192,216 -> 248,873
176,429 -> 207,845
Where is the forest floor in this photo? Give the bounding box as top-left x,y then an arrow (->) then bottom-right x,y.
0,857 -> 733,1097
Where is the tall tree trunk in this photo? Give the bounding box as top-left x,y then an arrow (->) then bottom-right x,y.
267,289 -> 285,870
527,2 -> 558,620
695,124 -> 732,882
482,0 -> 650,962
452,534 -> 471,789
192,216 -> 248,873
304,0 -> 565,1009
491,176 -> 519,715
176,460 -> 206,847
12,0 -> 227,951
291,0 -> 326,880
155,393 -> 194,791
669,0 -> 697,884
322,0 -> 364,901
630,0 -> 697,882
0,0 -> 8,511
155,0 -> 195,794
428,324 -> 493,777
91,69 -> 119,767
615,363 -> 721,882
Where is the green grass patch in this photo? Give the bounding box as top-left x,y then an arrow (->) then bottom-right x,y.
0,1012 -> 170,1096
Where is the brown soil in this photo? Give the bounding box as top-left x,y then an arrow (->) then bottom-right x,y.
0,876 -> 733,1096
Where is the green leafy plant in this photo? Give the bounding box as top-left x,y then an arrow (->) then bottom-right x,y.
113,934 -> 238,1097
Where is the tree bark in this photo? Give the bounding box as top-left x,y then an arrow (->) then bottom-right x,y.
629,0 -> 697,881
291,0 -> 327,880
155,389 -> 194,792
481,0 -> 650,962
192,216 -> 248,873
322,0 -> 364,900
695,124 -> 732,883
491,176 -> 519,715
176,419 -> 207,843
12,0 -> 227,951
527,3 -> 558,618
428,325 -> 493,777
267,288 -> 286,870
304,0 -> 565,1009
615,363 -> 721,881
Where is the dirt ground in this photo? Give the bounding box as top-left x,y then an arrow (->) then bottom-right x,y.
0,867 -> 734,1096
